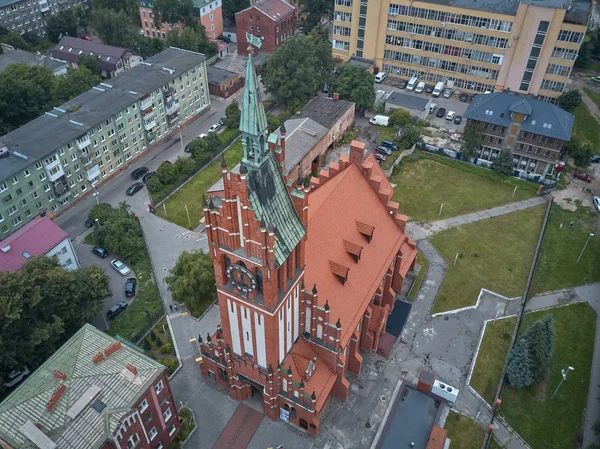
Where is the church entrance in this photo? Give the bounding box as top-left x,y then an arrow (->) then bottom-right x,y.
238,373 -> 266,414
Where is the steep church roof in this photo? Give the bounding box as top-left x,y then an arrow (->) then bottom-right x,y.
239,52 -> 268,137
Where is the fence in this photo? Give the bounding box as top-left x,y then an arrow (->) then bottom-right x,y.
382,145 -> 416,177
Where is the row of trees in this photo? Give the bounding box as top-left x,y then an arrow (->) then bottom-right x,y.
0,257 -> 110,395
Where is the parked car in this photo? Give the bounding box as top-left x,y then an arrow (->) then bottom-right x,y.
459,93 -> 469,102
575,171 -> 593,183
429,103 -> 437,114
217,118 -> 225,126
111,259 -> 131,276
198,133 -> 207,139
374,153 -> 387,162
592,155 -> 600,163
398,80 -> 407,89
454,115 -> 463,124
322,82 -> 330,93
333,67 -> 342,75
442,89 -> 453,99
85,218 -> 93,228
126,182 -> 144,196
80,36 -> 92,41
142,171 -> 157,183
380,140 -> 399,151
107,301 -> 128,319
4,367 -> 30,388
594,196 -> 600,213
445,111 -> 456,121
92,246 -> 109,258
376,146 -> 392,156
131,167 -> 149,179
125,278 -> 138,297
209,123 -> 221,132
592,76 -> 600,84
436,107 -> 447,118
425,84 -> 434,94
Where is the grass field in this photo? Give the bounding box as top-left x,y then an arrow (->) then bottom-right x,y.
530,203 -> 600,296
390,153 -> 538,223
157,138 -> 243,229
572,102 -> 600,148
431,205 -> 544,313
469,316 -> 517,405
407,252 -> 429,301
501,303 -> 596,449
444,412 -> 486,449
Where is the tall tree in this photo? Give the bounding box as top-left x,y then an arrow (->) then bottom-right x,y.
522,315 -> 555,382
399,124 -> 422,149
78,53 -> 102,77
301,0 -> 332,33
557,89 -> 582,112
46,10 -> 77,43
51,66 -> 101,104
222,0 -> 249,21
333,65 -> 375,113
506,337 -> 534,389
152,0 -> 195,27
131,35 -> 165,59
92,8 -> 138,47
461,121 -> 483,160
224,99 -> 241,128
165,25 -> 217,57
389,108 -> 412,128
91,0 -> 140,21
564,135 -> 593,167
575,38 -> 593,69
74,5 -> 90,34
165,250 -> 217,317
492,150 -> 514,176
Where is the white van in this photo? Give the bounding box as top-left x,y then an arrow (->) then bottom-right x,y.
445,111 -> 456,121
406,76 -> 418,91
369,115 -> 390,126
415,82 -> 426,93
432,81 -> 444,97
375,72 -> 387,83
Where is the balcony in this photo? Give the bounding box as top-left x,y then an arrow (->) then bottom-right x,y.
165,101 -> 179,116
140,95 -> 153,110
76,134 -> 91,151
86,165 -> 100,182
38,0 -> 49,11
46,164 -> 65,182
143,117 -> 156,131
53,176 -> 69,197
143,109 -> 155,121
82,155 -> 94,166
44,153 -> 61,171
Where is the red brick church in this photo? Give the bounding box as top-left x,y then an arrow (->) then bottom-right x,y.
198,50 -> 417,435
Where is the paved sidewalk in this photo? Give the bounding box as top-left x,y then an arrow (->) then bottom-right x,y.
406,197 -> 547,241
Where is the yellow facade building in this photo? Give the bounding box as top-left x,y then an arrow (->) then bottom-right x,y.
332,0 -> 596,101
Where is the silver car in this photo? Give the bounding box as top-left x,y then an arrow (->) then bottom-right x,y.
111,259 -> 131,276
594,196 -> 600,213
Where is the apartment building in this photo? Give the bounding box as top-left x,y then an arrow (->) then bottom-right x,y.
463,92 -> 574,176
332,0 -> 595,101
0,47 -> 210,238
138,0 -> 223,40
0,324 -> 180,449
0,0 -> 89,37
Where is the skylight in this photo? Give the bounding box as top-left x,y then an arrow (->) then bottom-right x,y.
92,400 -> 106,413
22,251 -> 30,259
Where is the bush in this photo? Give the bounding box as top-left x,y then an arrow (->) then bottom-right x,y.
155,338 -> 163,348
157,162 -> 179,185
149,331 -> 157,341
160,343 -> 173,354
146,176 -> 162,193
174,156 -> 196,176
142,339 -> 152,350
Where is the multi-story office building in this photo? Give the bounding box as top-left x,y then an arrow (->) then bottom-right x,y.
463,92 -> 574,176
0,47 -> 210,238
0,0 -> 89,37
332,0 -> 595,101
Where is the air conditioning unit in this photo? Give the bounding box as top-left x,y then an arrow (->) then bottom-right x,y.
506,43 -> 512,48
431,380 -> 459,403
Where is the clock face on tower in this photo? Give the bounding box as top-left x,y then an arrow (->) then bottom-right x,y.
226,264 -> 257,293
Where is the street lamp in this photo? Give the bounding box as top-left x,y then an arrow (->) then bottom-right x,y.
576,233 -> 594,264
95,218 -> 101,228
178,125 -> 184,153
551,366 -> 574,399
92,191 -> 100,206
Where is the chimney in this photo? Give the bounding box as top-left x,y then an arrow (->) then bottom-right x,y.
333,92 -> 340,101
349,140 -> 366,166
126,363 -> 138,376
104,341 -> 122,357
52,370 -> 67,381
93,352 -> 105,364
46,384 -> 67,411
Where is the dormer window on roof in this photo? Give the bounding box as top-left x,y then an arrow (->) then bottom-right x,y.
343,240 -> 363,262
356,221 -> 374,242
329,261 -> 349,284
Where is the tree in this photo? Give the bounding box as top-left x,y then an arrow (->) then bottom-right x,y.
398,124 -> 422,149
165,250 -> 217,317
389,108 -> 412,128
157,161 -> 179,184
51,66 -> 101,105
461,121 -> 483,160
78,53 -> 102,77
557,90 -> 582,112
92,8 -> 138,47
506,337 -> 534,389
301,0 -> 333,33
0,32 -> 29,50
492,150 -> 514,176
222,0 -> 249,21
46,10 -> 77,43
91,0 -> 140,21
0,257 -> 110,393
521,315 -> 554,382
174,156 -> 196,175
224,99 -> 241,129
333,65 -> 375,113
165,26 -> 217,57
153,0 -> 195,27
146,176 -> 162,193
132,35 -> 165,59
564,135 -> 593,167
266,112 -> 281,133
262,31 -> 334,107
575,39 -> 593,69
74,5 -> 90,34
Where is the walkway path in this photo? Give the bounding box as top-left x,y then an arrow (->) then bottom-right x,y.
406,197 -> 547,241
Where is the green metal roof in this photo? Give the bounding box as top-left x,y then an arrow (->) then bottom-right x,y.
245,151 -> 305,267
239,53 -> 268,138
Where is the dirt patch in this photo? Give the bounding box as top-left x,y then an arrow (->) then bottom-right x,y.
535,366 -> 551,401
554,164 -> 600,211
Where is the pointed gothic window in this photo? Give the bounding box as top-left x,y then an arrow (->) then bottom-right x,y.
256,268 -> 263,293
246,137 -> 254,160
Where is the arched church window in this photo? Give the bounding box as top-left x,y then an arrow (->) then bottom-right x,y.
256,268 -> 263,293
237,260 -> 247,269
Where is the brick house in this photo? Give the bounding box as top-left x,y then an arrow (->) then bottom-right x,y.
206,65 -> 244,98
463,92 -> 574,177
198,53 -> 417,435
235,0 -> 296,56
0,324 -> 180,449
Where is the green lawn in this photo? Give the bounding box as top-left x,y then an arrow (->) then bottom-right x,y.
530,203 -> 600,296
157,138 -> 243,229
390,154 -> 538,223
501,303 -> 596,449
584,88 -> 600,112
407,252 -> 429,301
572,103 -> 600,147
444,411 -> 486,449
470,316 -> 517,405
431,206 -> 544,314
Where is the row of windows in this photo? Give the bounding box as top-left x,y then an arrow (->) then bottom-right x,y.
552,47 -> 578,60
333,40 -> 350,51
520,132 -> 559,147
519,21 -> 548,92
381,63 -> 494,93
333,25 -> 351,37
387,20 -> 509,49
383,49 -> 499,79
385,35 -> 503,64
557,30 -> 584,44
516,143 -> 557,158
334,11 -> 351,22
334,0 -> 352,6
388,4 -> 513,32
545,63 -> 572,77
540,79 -> 565,92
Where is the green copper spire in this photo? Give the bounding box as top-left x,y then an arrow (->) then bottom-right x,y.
240,34 -> 269,166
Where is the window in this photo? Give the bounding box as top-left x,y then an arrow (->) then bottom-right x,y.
12,215 -> 22,226
163,408 -> 172,422
155,380 -> 164,394
168,423 -> 176,436
35,161 -> 42,170
23,169 -> 30,177
12,175 -> 18,184
148,427 -> 158,440
126,433 -> 140,449
6,205 -> 17,215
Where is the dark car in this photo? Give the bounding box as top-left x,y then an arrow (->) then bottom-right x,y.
376,146 -> 392,156
85,218 -> 93,228
125,278 -> 137,298
374,153 -> 387,162
131,167 -> 149,180
459,93 -> 469,102
592,155 -> 600,163
398,80 -> 407,89
381,140 -> 399,151
454,115 -> 463,124
436,107 -> 447,118
92,246 -> 108,258
425,84 -> 434,94
322,83 -> 330,93
142,171 -> 156,183
126,182 -> 144,196
575,171 -> 593,183
107,301 -> 128,319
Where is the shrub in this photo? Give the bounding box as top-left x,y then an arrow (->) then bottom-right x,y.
506,337 -> 534,389
142,339 -> 152,350
146,176 -> 162,193
149,331 -> 157,341
160,343 -> 173,354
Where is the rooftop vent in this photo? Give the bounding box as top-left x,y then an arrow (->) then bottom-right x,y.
1,245 -> 10,253
19,420 -> 56,449
66,385 -> 102,419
